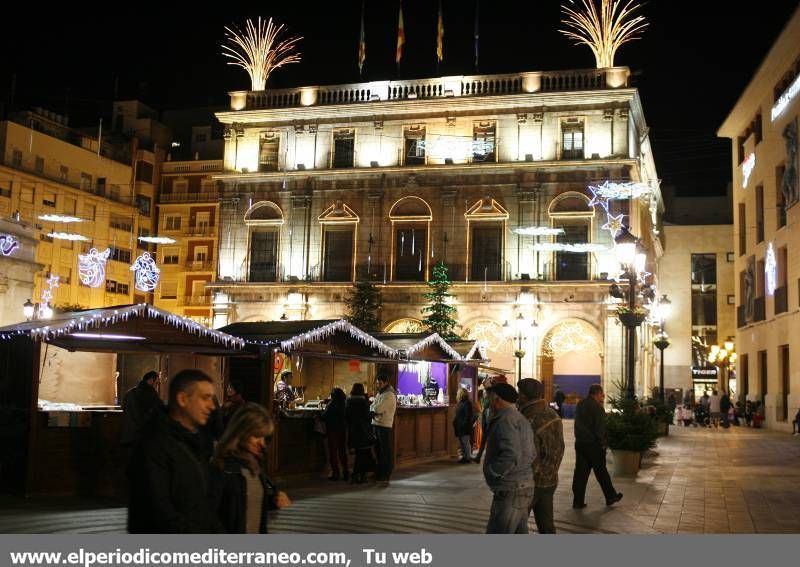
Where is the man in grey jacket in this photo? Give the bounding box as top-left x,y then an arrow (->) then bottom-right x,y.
483,382 -> 535,533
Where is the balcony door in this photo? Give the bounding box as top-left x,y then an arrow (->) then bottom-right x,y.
394,226 -> 426,281
471,225 -> 503,281
249,230 -> 278,282
323,227 -> 355,282
555,223 -> 589,281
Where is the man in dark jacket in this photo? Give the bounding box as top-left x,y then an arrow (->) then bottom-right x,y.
483,382 -> 535,533
127,369 -> 223,533
571,384 -> 622,509
553,387 -> 566,418
518,379 -> 564,534
121,371 -> 163,448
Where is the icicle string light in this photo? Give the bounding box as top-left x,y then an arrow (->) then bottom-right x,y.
402,333 -> 462,360
559,0 -> 648,69
270,320 -> 399,358
222,17 -> 302,91
0,304 -> 245,347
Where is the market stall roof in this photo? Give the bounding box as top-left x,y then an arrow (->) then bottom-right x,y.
372,332 -> 463,361
220,319 -> 398,359
448,339 -> 489,362
0,304 -> 246,355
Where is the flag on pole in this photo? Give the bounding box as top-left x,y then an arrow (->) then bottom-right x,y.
396,1 -> 405,67
436,0 -> 444,64
474,0 -> 480,71
358,0 -> 366,76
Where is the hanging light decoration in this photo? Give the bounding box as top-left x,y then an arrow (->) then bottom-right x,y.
513,227 -> 565,236
78,248 -> 111,288
138,236 -> 177,244
39,214 -> 83,223
130,252 -> 161,292
533,242 -> 607,253
0,234 -> 19,256
48,232 -> 90,241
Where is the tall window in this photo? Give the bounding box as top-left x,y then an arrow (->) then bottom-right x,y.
135,161 -> 153,183
472,122 -> 496,163
323,227 -> 355,282
758,350 -> 768,407
333,130 -> 355,168
249,231 -> 279,282
259,134 -> 279,172
470,225 -> 503,281
741,354 -> 749,398
780,345 -> 790,422
691,254 -> 717,345
561,121 -> 584,160
755,185 -> 764,243
738,203 -> 746,256
404,127 -> 426,165
390,197 -> 431,282
776,164 -> 787,228
555,223 -> 590,280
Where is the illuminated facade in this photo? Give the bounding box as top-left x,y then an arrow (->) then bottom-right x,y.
719,6 -> 800,430
211,66 -> 664,397
0,110 -> 158,311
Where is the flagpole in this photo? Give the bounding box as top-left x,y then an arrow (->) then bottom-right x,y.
474,0 -> 480,73
396,0 -> 404,78
436,0 -> 443,75
358,0 -> 366,78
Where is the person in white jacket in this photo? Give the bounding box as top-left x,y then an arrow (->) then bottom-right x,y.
370,374 -> 397,485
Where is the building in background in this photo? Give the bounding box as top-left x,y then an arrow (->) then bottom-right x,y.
210,66 -> 665,399
719,6 -> 800,430
0,218 -> 41,325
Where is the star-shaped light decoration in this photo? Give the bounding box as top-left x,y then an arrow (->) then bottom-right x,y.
601,212 -> 625,237
41,274 -> 60,304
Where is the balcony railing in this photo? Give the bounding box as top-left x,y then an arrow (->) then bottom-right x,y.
754,296 -> 766,322
159,191 -> 220,204
231,68 -> 629,111
185,226 -> 217,237
737,305 -> 747,328
185,260 -> 215,272
182,295 -> 211,306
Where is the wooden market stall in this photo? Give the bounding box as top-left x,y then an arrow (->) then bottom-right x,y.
0,304 -> 246,497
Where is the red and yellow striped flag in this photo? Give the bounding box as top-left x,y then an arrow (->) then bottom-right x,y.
436,0 -> 444,63
396,2 -> 405,66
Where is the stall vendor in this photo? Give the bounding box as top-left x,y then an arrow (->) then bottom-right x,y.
275,371 -> 302,408
422,376 -> 440,403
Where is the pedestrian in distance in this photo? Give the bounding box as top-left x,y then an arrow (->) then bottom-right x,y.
127,369 -> 222,533
483,382 -> 535,534
346,383 -> 375,484
210,403 -> 290,533
571,384 -> 623,509
120,370 -> 163,448
453,388 -> 475,463
553,386 -> 566,418
517,379 -> 564,534
222,379 -> 246,427
792,408 -> 800,435
709,390 -> 722,428
371,373 -> 397,485
321,387 -> 349,480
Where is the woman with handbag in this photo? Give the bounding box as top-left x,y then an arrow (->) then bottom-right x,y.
321,387 -> 349,481
210,403 -> 291,533
345,383 -> 375,484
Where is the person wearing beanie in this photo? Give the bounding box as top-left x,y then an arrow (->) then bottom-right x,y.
517,379 -> 564,534
482,382 -> 535,533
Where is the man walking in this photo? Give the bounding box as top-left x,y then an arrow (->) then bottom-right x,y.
121,371 -> 163,448
571,384 -> 623,509
128,369 -> 222,533
709,389 -> 722,428
483,382 -> 535,533
371,373 -> 397,485
518,379 -> 564,534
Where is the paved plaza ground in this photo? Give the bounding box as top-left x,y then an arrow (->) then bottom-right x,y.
1,424 -> 799,534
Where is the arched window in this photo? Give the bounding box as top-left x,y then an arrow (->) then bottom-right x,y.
548,192 -> 594,281
389,197 -> 432,281
244,201 -> 283,282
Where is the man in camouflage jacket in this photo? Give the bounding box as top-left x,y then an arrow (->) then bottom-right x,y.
517,379 -> 565,534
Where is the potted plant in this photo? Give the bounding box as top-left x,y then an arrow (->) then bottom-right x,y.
606,388 -> 660,476
616,305 -> 648,328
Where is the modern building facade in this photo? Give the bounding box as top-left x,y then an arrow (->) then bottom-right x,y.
719,7 -> 800,430
208,66 -> 665,400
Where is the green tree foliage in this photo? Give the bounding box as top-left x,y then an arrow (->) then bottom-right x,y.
345,281 -> 382,332
421,262 -> 460,340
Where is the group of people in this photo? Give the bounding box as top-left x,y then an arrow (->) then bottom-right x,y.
121,369 -> 290,533
317,374 -> 398,485
472,377 -> 622,534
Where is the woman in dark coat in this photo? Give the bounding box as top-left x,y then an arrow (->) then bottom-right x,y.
453,388 -> 475,463
210,403 -> 291,533
345,383 -> 375,483
321,387 -> 349,480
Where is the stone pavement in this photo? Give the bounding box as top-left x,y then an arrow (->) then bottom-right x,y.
1,424 -> 798,534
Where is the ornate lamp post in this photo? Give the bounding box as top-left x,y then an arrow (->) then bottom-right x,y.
708,337 -> 736,394
22,299 -> 52,321
653,294 -> 672,401
612,226 -> 647,399
503,313 -> 539,382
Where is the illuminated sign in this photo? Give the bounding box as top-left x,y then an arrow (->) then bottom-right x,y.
741,153 -> 755,188
771,74 -> 800,122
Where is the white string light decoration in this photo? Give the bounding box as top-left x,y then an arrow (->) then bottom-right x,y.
130,252 -> 161,292
542,320 -> 603,357
513,227 -> 566,236
0,234 -> 19,256
765,242 -> 777,296
559,0 -> 648,69
78,248 -> 111,288
404,334 -> 462,360
222,17 -> 303,91
533,242 -> 608,253
463,319 -> 511,354
41,274 -> 60,305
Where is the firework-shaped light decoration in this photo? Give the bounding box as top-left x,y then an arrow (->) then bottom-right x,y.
222,17 -> 303,91
130,252 -> 161,292
559,0 -> 648,69
78,247 -> 111,288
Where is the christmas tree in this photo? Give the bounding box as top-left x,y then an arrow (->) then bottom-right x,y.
421,262 -> 460,339
345,280 -> 382,332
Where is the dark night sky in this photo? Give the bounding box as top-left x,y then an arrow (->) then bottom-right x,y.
1,1 -> 798,196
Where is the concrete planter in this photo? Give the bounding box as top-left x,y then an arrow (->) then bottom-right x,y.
611,449 -> 641,476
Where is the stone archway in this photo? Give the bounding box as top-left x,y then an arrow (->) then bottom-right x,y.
539,318 -> 603,405
383,318 -> 425,333
462,318 -> 514,377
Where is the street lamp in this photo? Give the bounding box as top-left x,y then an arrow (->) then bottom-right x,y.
22,299 -> 53,322
23,299 -> 35,321
707,337 -> 736,394
503,313 -> 538,382
613,226 -> 647,399
653,294 -> 672,401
